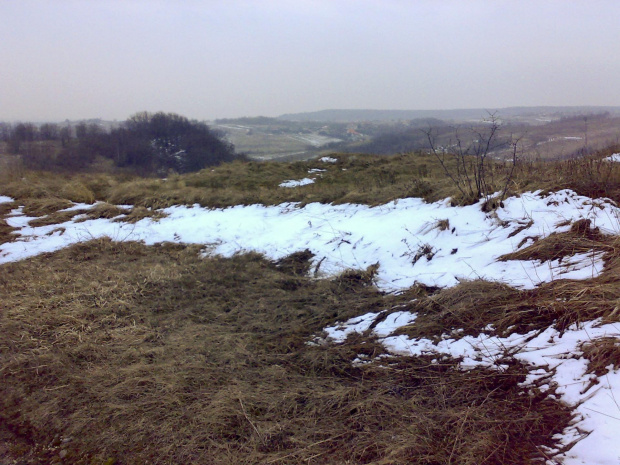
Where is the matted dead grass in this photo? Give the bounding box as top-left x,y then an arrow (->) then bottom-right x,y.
498,219 -> 618,263
0,218 -> 17,244
0,240 -> 571,464
581,337 -> 620,377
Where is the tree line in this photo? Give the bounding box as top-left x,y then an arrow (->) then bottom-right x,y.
0,112 -> 242,175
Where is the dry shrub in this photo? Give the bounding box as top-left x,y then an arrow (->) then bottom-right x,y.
0,241 -> 570,464
0,155 -> 25,184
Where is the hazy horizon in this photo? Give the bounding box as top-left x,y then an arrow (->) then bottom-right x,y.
2,0 -> 620,122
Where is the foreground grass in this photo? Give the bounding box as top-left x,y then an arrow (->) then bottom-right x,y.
0,240 -> 572,465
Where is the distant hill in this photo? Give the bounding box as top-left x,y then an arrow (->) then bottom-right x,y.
278,106 -> 620,123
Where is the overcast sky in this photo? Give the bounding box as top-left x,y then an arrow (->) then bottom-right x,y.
2,0 -> 620,121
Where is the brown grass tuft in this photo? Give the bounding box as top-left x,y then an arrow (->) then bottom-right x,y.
21,198 -> 74,217
0,218 -> 17,244
581,337 -> 620,377
499,219 -> 616,263
115,206 -> 167,224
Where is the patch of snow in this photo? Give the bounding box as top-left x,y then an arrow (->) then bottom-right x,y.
604,153 -> 620,162
278,178 -> 315,188
1,190 -> 616,291
0,196 -> 13,204
324,312 -> 380,342
59,202 -> 97,212
372,311 -> 417,337
319,156 -> 338,163
323,310 -> 417,343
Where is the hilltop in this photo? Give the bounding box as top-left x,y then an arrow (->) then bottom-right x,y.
278,106 -> 620,123
1,148 -> 620,464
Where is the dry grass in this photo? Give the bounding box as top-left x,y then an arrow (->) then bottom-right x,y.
3,148 -> 620,211
3,203 -> 167,231
20,198 -> 75,217
115,206 -> 167,224
581,337 -> 620,377
4,148 -> 620,463
0,218 -> 17,243
0,240 -> 571,464
397,256 -> 620,344
498,219 -> 617,263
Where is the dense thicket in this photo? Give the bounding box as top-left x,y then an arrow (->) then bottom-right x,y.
1,112 -> 240,174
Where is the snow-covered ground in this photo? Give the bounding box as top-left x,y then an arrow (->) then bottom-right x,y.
1,189 -> 620,463
1,189 -> 615,290
604,153 -> 620,162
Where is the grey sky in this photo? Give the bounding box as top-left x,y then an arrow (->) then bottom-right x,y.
2,0 -> 620,121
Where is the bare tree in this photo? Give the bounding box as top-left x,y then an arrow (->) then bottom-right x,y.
423,113 -> 521,208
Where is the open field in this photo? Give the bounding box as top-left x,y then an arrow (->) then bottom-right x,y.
2,149 -> 620,463
212,122 -> 342,162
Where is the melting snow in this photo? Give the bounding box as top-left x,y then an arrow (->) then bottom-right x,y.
279,178 -> 315,188
0,190 -> 616,290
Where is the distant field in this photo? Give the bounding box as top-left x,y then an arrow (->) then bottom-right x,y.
213,124 -> 338,161
216,112 -> 620,161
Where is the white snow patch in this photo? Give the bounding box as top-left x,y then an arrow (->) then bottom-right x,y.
58,202 -> 98,212
1,190 -> 616,292
319,156 -> 338,163
604,153 -> 620,162
324,312 -> 380,343
0,196 -> 13,204
279,178 -> 315,188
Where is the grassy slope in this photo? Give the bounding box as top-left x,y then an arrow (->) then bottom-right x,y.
2,149 -> 620,464
3,146 -> 620,210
